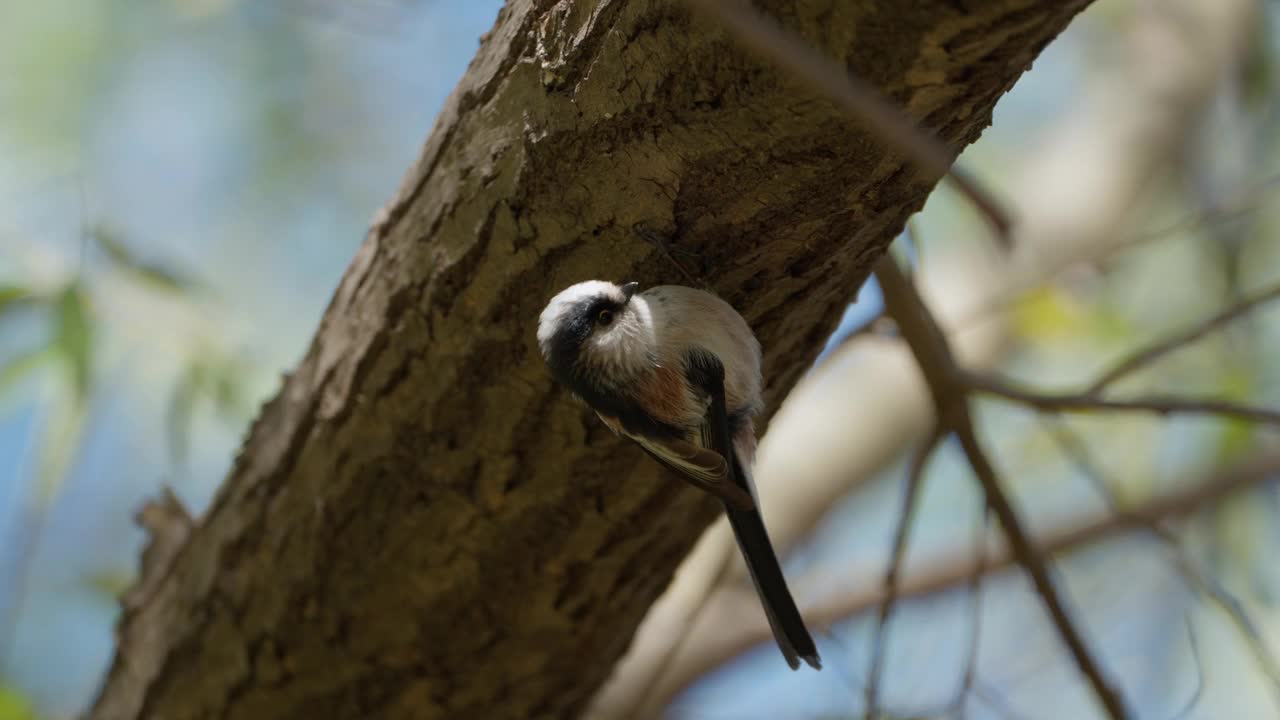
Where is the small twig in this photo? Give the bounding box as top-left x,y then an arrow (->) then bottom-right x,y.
948,508 -> 990,720
1039,416 -> 1122,509
900,220 -> 922,286
947,171 -> 1280,334
1159,542 -> 1280,710
1042,417 -> 1280,710
873,255 -> 1129,719
971,680 -> 1033,720
124,487 -> 194,612
1168,615 -> 1205,720
683,0 -> 1012,246
865,427 -> 944,718
1087,282 -> 1280,395
965,372 -> 1280,427
631,223 -> 704,288
662,452 -> 1280,702
955,424 -> 1130,718
808,618 -> 867,711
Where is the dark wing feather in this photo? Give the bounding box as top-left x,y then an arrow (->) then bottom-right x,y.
684,347 -> 822,671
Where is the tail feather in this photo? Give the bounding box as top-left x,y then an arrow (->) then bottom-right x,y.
724,503 -> 821,670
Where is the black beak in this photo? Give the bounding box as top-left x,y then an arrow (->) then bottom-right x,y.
621,281 -> 639,302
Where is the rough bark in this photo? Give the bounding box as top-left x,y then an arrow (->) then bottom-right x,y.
91,1 -> 1091,718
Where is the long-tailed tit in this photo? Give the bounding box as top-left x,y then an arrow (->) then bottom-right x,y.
537,280 -> 821,670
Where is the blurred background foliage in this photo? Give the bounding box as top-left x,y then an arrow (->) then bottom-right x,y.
0,1 -> 504,714
1,0 -> 1279,718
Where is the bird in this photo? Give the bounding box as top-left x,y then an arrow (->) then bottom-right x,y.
536,280 -> 821,670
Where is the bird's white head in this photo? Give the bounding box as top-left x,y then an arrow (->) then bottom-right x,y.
537,280 -> 656,390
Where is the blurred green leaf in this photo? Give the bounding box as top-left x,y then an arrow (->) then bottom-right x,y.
1013,287 -> 1086,341
33,397 -> 87,505
1214,368 -> 1257,464
0,285 -> 42,339
53,283 -> 92,402
0,346 -> 56,400
165,354 -> 253,467
1210,491 -> 1270,591
209,358 -> 250,418
1240,12 -> 1274,111
1090,303 -> 1136,344
83,569 -> 134,601
93,226 -> 198,295
1013,285 -> 1135,349
0,684 -> 38,720
165,361 -> 205,468
0,285 -> 32,312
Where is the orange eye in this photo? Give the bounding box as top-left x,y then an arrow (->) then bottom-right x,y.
597,309 -> 614,326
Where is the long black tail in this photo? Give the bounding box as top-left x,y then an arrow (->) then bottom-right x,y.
724,501 -> 821,670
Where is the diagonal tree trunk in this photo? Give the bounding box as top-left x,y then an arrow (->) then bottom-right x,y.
90,1 -> 1092,717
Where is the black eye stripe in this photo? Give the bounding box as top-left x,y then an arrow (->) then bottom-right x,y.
583,297 -> 622,325
545,294 -> 630,389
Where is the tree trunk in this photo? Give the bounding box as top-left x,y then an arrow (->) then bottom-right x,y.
90,1 -> 1091,718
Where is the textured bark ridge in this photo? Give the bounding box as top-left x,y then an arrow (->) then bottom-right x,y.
91,1 -> 1090,718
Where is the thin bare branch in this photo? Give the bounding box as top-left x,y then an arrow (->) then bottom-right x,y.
971,680 -> 1033,720
948,508 -> 990,720
684,0 -> 1012,245
900,219 -> 922,287
631,223 -> 704,288
949,171 -> 1280,335
866,427 -> 944,718
1039,417 -> 1121,507
1168,615 -> 1205,720
965,372 -> 1280,426
874,255 -> 1130,719
954,423 -> 1129,719
662,451 -> 1280,701
1087,282 -> 1280,394
1171,553 -> 1280,709
1042,418 -> 1280,710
